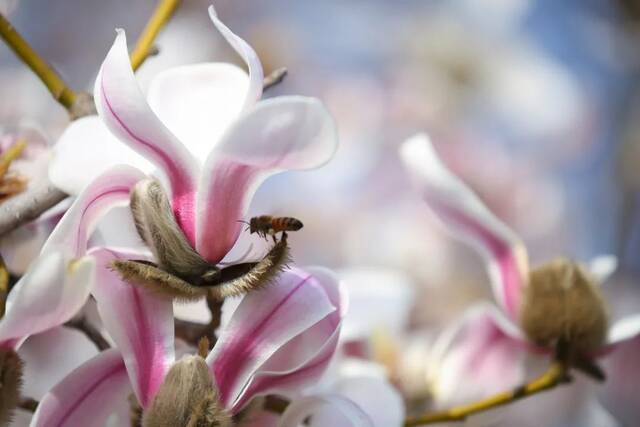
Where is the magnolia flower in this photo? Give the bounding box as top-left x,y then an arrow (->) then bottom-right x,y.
30,265 -> 345,426
49,6 -> 336,266
399,134 -> 640,421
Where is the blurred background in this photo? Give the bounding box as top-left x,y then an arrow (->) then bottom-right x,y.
1,1 -> 640,425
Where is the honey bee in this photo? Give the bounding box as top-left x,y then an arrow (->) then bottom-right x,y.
241,215 -> 303,242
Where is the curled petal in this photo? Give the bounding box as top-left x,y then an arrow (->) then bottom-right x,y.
95,30 -> 198,242
196,97 -> 338,262
278,395 -> 374,427
49,116 -> 153,195
426,303 -> 527,406
598,335 -> 640,426
90,247 -> 175,407
19,327 -> 99,401
208,5 -> 263,110
0,253 -> 94,349
42,165 -> 146,257
400,134 -> 528,320
147,65 -> 248,161
207,267 -> 339,411
30,349 -> 131,427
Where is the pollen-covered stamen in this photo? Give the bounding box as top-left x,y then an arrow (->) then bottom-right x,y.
520,258 -> 609,362
142,355 -> 231,427
0,347 -> 24,425
0,139 -> 28,202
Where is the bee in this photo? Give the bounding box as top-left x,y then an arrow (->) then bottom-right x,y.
242,215 -> 303,242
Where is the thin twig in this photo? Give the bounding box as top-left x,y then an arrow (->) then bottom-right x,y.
65,316 -> 110,351
262,67 -> 288,91
130,0 -> 181,70
0,12 -> 76,110
404,363 -> 570,426
0,180 -> 67,237
0,255 -> 8,318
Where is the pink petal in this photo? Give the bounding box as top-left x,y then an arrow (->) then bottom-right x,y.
50,116 -> 153,195
30,349 -> 131,427
18,326 -> 98,400
426,303 -> 528,406
42,165 -> 145,257
90,247 -> 175,407
399,134 -> 529,320
208,5 -> 263,111
0,253 -> 94,349
278,395 -> 374,427
598,335 -> 640,426
196,97 -> 337,262
94,30 -> 198,243
146,63 -> 249,161
207,267 -> 340,411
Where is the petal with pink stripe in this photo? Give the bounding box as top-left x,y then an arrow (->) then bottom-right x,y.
30,349 -> 131,427
399,134 -> 529,320
42,165 -> 145,258
0,253 -> 94,350
207,267 -> 338,411
208,5 -> 263,111
196,97 -> 337,262
90,247 -> 175,407
231,267 -> 346,411
95,30 -> 198,243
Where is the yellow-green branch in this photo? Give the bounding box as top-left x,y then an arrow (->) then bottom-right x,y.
130,0 -> 181,70
404,363 -> 568,426
0,255 -> 9,318
0,13 -> 76,109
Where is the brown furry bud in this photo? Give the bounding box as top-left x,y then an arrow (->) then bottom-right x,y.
520,258 -> 608,357
143,356 -> 231,427
0,348 -> 23,425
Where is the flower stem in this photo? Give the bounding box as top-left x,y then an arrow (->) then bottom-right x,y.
130,0 -> 181,71
0,13 -> 77,110
404,362 -> 569,426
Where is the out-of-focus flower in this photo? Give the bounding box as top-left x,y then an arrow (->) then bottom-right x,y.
30,266 -> 344,425
399,133 -> 640,422
49,6 -> 337,266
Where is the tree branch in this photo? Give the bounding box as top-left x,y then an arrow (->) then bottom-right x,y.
0,12 -> 77,110
404,362 -> 570,426
130,0 -> 181,70
65,316 -> 111,351
0,180 -> 67,237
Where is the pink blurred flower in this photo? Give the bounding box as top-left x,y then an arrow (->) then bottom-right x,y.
29,266 -> 345,426
400,134 -> 640,422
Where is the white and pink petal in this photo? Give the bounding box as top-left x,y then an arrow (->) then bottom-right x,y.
207,267 -> 340,412
399,134 -> 529,320
90,247 -> 174,408
196,97 -> 338,262
30,349 -> 131,427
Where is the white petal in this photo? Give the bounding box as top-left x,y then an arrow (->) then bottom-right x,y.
49,116 -> 153,195
587,255 -> 618,284
147,63 -> 248,161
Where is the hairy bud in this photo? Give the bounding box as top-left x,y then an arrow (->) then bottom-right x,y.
520,258 -> 608,358
143,356 -> 231,427
0,348 -> 23,425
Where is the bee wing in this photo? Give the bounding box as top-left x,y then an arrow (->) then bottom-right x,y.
400,134 -> 529,321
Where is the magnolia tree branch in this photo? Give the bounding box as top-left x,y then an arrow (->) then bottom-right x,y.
130,0 -> 181,70
0,181 -> 66,236
262,67 -> 288,92
403,363 -> 570,426
0,13 -> 77,110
